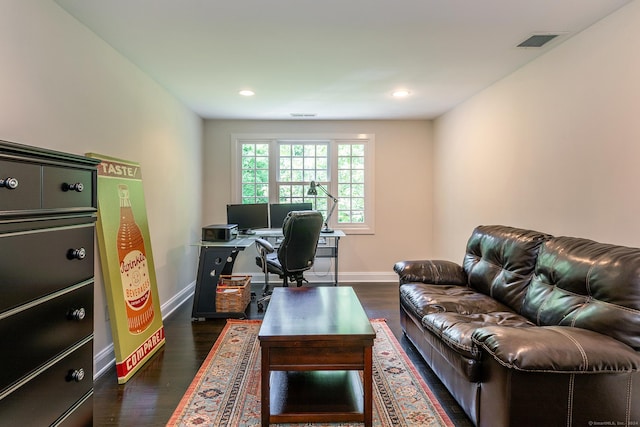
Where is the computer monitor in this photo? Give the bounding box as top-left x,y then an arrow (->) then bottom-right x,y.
269,202 -> 313,229
226,203 -> 269,234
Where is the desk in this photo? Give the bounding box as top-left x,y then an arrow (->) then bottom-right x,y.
191,229 -> 344,320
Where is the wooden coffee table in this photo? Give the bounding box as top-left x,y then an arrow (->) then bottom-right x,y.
258,286 -> 376,426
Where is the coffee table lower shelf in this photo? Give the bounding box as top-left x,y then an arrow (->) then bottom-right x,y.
269,370 -> 365,424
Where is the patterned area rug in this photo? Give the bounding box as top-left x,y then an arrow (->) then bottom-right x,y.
167,319 -> 454,427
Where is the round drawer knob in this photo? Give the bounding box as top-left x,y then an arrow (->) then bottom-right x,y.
0,177 -> 19,189
68,368 -> 85,383
62,182 -> 84,192
70,307 -> 86,321
68,247 -> 87,260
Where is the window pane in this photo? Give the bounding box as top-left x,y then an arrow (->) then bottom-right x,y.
304,145 -> 315,156
291,185 -> 304,198
279,185 -> 291,198
256,184 -> 269,197
316,157 -> 327,171
242,157 -> 255,169
292,145 -> 304,156
317,145 -> 328,157
280,157 -> 291,170
280,170 -> 291,181
242,170 -> 255,183
256,144 -> 269,155
351,211 -> 365,223
256,157 -> 268,169
352,197 -> 365,210
292,158 -> 304,170
303,170 -> 315,183
338,183 -> 351,197
242,145 -> 255,156
256,170 -> 269,183
338,157 -> 351,169
280,144 -> 291,156
338,145 -> 351,156
242,184 -> 255,197
352,156 -> 364,169
304,157 -> 316,169
338,211 -> 350,222
338,170 -> 351,182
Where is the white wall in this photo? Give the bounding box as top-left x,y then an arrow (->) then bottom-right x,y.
0,1 -> 203,376
433,0 -> 640,262
203,120 -> 433,281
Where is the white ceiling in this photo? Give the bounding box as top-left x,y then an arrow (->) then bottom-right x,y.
55,0 -> 631,120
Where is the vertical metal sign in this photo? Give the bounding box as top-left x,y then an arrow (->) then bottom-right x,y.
87,153 -> 165,384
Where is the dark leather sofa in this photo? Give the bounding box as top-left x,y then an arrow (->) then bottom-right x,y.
394,225 -> 640,427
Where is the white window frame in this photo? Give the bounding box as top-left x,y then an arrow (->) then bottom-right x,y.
231,133 -> 375,234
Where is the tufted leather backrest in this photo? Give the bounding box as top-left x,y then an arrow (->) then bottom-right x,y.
522,237 -> 640,350
277,210 -> 323,273
463,225 -> 552,312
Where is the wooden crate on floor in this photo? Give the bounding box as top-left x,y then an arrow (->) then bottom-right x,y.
216,275 -> 251,312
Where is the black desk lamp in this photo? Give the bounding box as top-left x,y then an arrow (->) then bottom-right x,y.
307,181 -> 338,233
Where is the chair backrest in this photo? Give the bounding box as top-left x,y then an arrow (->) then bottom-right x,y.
277,210 -> 324,273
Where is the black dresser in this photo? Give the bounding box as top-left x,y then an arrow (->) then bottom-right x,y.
0,140 -> 99,426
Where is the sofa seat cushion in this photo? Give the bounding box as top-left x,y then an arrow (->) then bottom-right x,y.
421,311 -> 535,360
400,283 -> 512,320
473,325 -> 640,373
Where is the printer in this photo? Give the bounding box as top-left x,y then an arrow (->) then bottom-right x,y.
202,224 -> 238,241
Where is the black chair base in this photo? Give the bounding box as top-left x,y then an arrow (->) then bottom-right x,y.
253,210 -> 324,312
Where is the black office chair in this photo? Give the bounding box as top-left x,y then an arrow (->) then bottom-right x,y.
255,210 -> 323,311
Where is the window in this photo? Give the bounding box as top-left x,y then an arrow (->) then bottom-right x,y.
239,141 -> 270,204
232,134 -> 375,234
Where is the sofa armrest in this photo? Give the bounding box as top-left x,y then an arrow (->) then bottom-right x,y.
472,325 -> 640,373
393,260 -> 467,285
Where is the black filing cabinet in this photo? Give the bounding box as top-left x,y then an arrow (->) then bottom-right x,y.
0,140 -> 99,426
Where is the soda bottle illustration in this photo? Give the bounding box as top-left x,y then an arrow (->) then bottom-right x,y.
117,184 -> 154,334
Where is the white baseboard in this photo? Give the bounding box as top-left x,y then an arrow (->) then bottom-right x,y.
93,281 -> 196,380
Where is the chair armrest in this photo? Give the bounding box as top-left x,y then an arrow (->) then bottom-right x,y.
393,260 -> 467,285
254,238 -> 275,255
472,325 -> 640,373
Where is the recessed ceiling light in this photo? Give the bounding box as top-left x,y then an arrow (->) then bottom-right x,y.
392,90 -> 410,98
239,90 -> 255,96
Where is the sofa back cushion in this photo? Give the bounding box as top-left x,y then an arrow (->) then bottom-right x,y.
463,225 -> 552,312
522,236 -> 640,350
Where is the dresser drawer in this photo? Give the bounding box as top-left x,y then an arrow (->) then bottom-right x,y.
0,282 -> 93,390
0,224 -> 94,312
43,166 -> 94,210
0,159 -> 41,211
55,391 -> 93,427
0,339 -> 93,426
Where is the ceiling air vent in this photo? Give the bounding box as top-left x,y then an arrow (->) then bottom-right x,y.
290,113 -> 317,118
517,34 -> 559,48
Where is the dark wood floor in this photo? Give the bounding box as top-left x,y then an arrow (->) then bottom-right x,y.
94,283 -> 473,426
